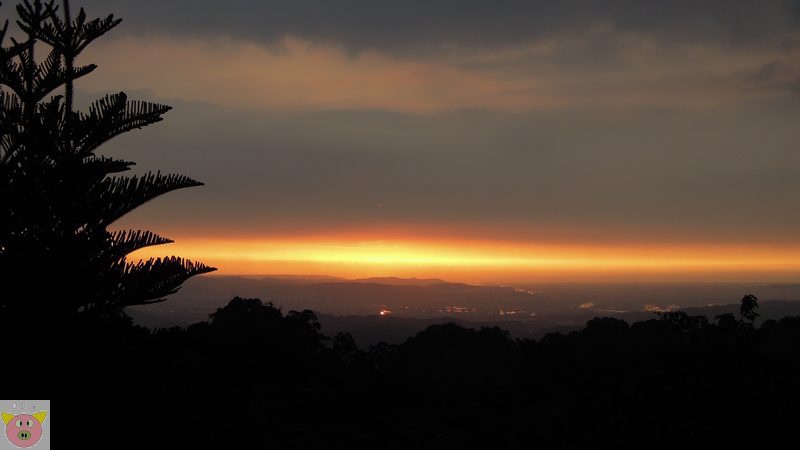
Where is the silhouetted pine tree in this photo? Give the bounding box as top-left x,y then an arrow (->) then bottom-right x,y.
0,0 -> 215,317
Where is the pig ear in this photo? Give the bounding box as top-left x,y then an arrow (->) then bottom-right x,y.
32,411 -> 46,424
1,413 -> 13,425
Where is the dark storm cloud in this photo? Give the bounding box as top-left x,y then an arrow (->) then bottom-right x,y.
74,0 -> 800,52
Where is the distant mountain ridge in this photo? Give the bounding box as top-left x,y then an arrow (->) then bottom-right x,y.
125,276 -> 800,346
352,277 -> 450,286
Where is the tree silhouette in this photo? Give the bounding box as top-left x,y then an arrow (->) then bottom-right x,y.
739,294 -> 760,323
0,0 -> 215,317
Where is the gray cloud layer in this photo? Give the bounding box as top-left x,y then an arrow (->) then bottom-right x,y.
75,0 -> 800,53
105,95 -> 800,244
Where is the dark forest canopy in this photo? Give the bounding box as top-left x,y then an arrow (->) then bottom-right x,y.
69,295 -> 800,449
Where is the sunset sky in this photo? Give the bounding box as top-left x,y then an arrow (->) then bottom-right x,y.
40,1 -> 800,282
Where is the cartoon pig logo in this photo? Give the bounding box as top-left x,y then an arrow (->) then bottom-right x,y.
1,412 -> 47,448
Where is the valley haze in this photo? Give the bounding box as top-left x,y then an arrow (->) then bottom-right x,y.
126,275 -> 800,345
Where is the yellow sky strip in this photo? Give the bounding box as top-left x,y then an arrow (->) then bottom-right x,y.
129,237 -> 800,282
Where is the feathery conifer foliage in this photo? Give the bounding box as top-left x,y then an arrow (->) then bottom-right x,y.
0,0 -> 215,317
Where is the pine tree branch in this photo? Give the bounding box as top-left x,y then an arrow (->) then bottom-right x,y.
82,155 -> 134,175
29,45 -> 96,103
0,89 -> 22,128
73,11 -> 121,54
114,256 -> 216,307
32,45 -> 62,85
14,1 -> 51,109
90,171 -> 204,226
15,1 -> 55,26
0,42 -> 28,98
0,36 -> 29,59
70,155 -> 135,191
0,87 -> 21,109
0,133 -> 19,163
75,93 -> 171,155
108,229 -> 174,261
27,5 -> 63,48
0,90 -> 23,163
26,3 -> 120,55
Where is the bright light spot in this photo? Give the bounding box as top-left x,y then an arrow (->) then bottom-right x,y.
643,304 -> 675,313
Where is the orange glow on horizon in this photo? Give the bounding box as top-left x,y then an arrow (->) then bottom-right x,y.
127,236 -> 800,283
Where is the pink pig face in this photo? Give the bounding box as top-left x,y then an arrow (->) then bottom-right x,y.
4,414 -> 43,448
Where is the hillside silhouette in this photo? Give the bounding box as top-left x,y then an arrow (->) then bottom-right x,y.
73,294 -> 800,449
